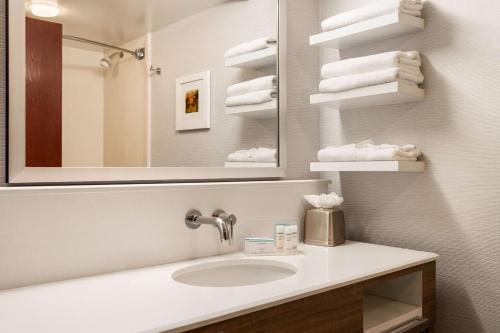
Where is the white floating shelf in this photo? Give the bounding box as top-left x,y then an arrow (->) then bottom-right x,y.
225,100 -> 277,119
225,162 -> 277,168
364,294 -> 422,333
225,46 -> 277,69
310,12 -> 424,49
310,161 -> 425,173
310,81 -> 424,110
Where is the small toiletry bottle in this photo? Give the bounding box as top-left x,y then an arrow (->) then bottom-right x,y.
284,224 -> 298,254
275,224 -> 285,253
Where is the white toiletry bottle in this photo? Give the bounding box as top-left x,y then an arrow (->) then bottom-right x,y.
284,225 -> 298,254
275,224 -> 285,253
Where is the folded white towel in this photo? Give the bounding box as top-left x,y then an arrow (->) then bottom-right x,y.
225,37 -> 277,59
227,147 -> 277,163
321,0 -> 422,32
318,140 -> 421,162
225,89 -> 277,107
321,51 -> 421,79
227,76 -> 277,97
319,67 -> 424,93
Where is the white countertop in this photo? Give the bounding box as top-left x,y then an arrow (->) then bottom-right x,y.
0,241 -> 438,333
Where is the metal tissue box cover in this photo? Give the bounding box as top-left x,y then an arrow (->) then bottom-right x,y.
304,208 -> 345,247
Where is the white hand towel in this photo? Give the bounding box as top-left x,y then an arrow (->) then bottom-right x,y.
227,76 -> 277,97
227,148 -> 277,163
321,51 -> 421,79
318,140 -> 421,162
319,67 -> 423,93
225,89 -> 277,107
321,0 -> 422,32
225,37 -> 277,59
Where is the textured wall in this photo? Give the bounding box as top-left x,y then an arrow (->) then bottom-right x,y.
319,0 -> 500,332
0,0 -> 5,183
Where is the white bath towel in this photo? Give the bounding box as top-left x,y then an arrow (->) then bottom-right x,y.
318,140 -> 421,162
319,67 -> 424,93
225,89 -> 277,107
225,37 -> 277,59
321,0 -> 423,32
227,76 -> 277,97
321,51 -> 421,79
227,148 -> 277,163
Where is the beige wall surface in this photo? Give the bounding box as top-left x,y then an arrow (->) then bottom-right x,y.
319,0 -> 500,332
62,45 -> 104,167
0,0 -> 5,183
103,36 -> 148,167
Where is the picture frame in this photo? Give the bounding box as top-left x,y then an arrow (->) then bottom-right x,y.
175,71 -> 211,131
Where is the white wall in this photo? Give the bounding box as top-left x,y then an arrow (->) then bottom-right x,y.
62,45 -> 104,167
319,0 -> 500,332
0,180 -> 328,290
150,0 -> 278,168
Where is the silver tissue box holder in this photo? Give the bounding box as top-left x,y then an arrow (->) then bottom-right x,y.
304,208 -> 345,247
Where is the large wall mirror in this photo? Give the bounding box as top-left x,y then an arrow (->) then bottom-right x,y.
8,0 -> 286,184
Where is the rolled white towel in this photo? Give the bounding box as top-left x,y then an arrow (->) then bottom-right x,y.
318,140 -> 421,162
227,147 -> 277,163
319,67 -> 424,93
321,0 -> 422,32
225,37 -> 277,59
321,51 -> 421,79
227,76 -> 277,97
225,89 -> 277,107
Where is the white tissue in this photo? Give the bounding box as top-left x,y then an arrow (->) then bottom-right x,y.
304,192 -> 344,209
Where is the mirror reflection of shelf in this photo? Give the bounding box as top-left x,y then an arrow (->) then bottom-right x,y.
310,161 -> 425,173
225,99 -> 277,119
310,12 -> 424,49
310,81 -> 424,110
225,46 -> 277,69
225,162 -> 277,168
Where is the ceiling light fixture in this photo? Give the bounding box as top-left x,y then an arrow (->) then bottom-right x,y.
29,1 -> 61,18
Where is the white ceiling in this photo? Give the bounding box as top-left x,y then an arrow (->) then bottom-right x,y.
26,0 -> 231,46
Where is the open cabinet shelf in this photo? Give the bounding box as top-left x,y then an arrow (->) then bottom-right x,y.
310,12 -> 424,49
310,161 -> 425,173
225,46 -> 277,69
364,294 -> 423,333
225,100 -> 277,119
310,81 -> 424,110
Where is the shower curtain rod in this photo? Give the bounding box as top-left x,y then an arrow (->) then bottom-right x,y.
62,34 -> 145,60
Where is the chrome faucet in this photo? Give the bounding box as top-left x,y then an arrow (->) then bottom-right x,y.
185,209 -> 237,244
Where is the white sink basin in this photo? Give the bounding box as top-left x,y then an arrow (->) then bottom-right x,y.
172,259 -> 297,287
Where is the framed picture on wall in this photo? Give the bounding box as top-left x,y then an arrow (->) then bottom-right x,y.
175,71 -> 211,131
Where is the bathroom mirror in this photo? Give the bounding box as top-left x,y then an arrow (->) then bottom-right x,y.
8,0 -> 286,184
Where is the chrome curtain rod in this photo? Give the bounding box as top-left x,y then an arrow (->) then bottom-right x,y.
62,34 -> 145,60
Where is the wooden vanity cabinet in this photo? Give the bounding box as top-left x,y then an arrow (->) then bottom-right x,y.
185,262 -> 436,333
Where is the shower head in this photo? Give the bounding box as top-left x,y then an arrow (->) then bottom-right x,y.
99,51 -> 124,69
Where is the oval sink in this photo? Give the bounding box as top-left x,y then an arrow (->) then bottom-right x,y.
172,259 -> 297,287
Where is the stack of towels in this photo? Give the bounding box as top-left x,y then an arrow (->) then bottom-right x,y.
319,51 -> 424,93
227,148 -> 277,163
226,75 -> 277,107
225,37 -> 276,59
321,0 -> 423,32
318,140 -> 421,162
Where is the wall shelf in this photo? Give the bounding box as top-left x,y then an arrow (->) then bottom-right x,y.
225,46 -> 277,69
364,294 -> 422,333
310,81 -> 424,110
225,162 -> 277,168
310,161 -> 425,173
225,100 -> 277,119
310,12 -> 424,49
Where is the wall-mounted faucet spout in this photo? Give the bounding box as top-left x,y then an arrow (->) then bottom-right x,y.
185,209 -> 237,244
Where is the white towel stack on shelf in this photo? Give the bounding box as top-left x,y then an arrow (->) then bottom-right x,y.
227,148 -> 277,163
226,75 -> 277,107
318,140 -> 422,162
319,51 -> 424,93
225,37 -> 277,59
321,0 -> 423,32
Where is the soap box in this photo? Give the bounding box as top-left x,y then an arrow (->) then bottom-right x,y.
244,237 -> 275,255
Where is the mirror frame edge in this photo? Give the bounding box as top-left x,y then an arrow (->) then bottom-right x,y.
8,0 -> 287,184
